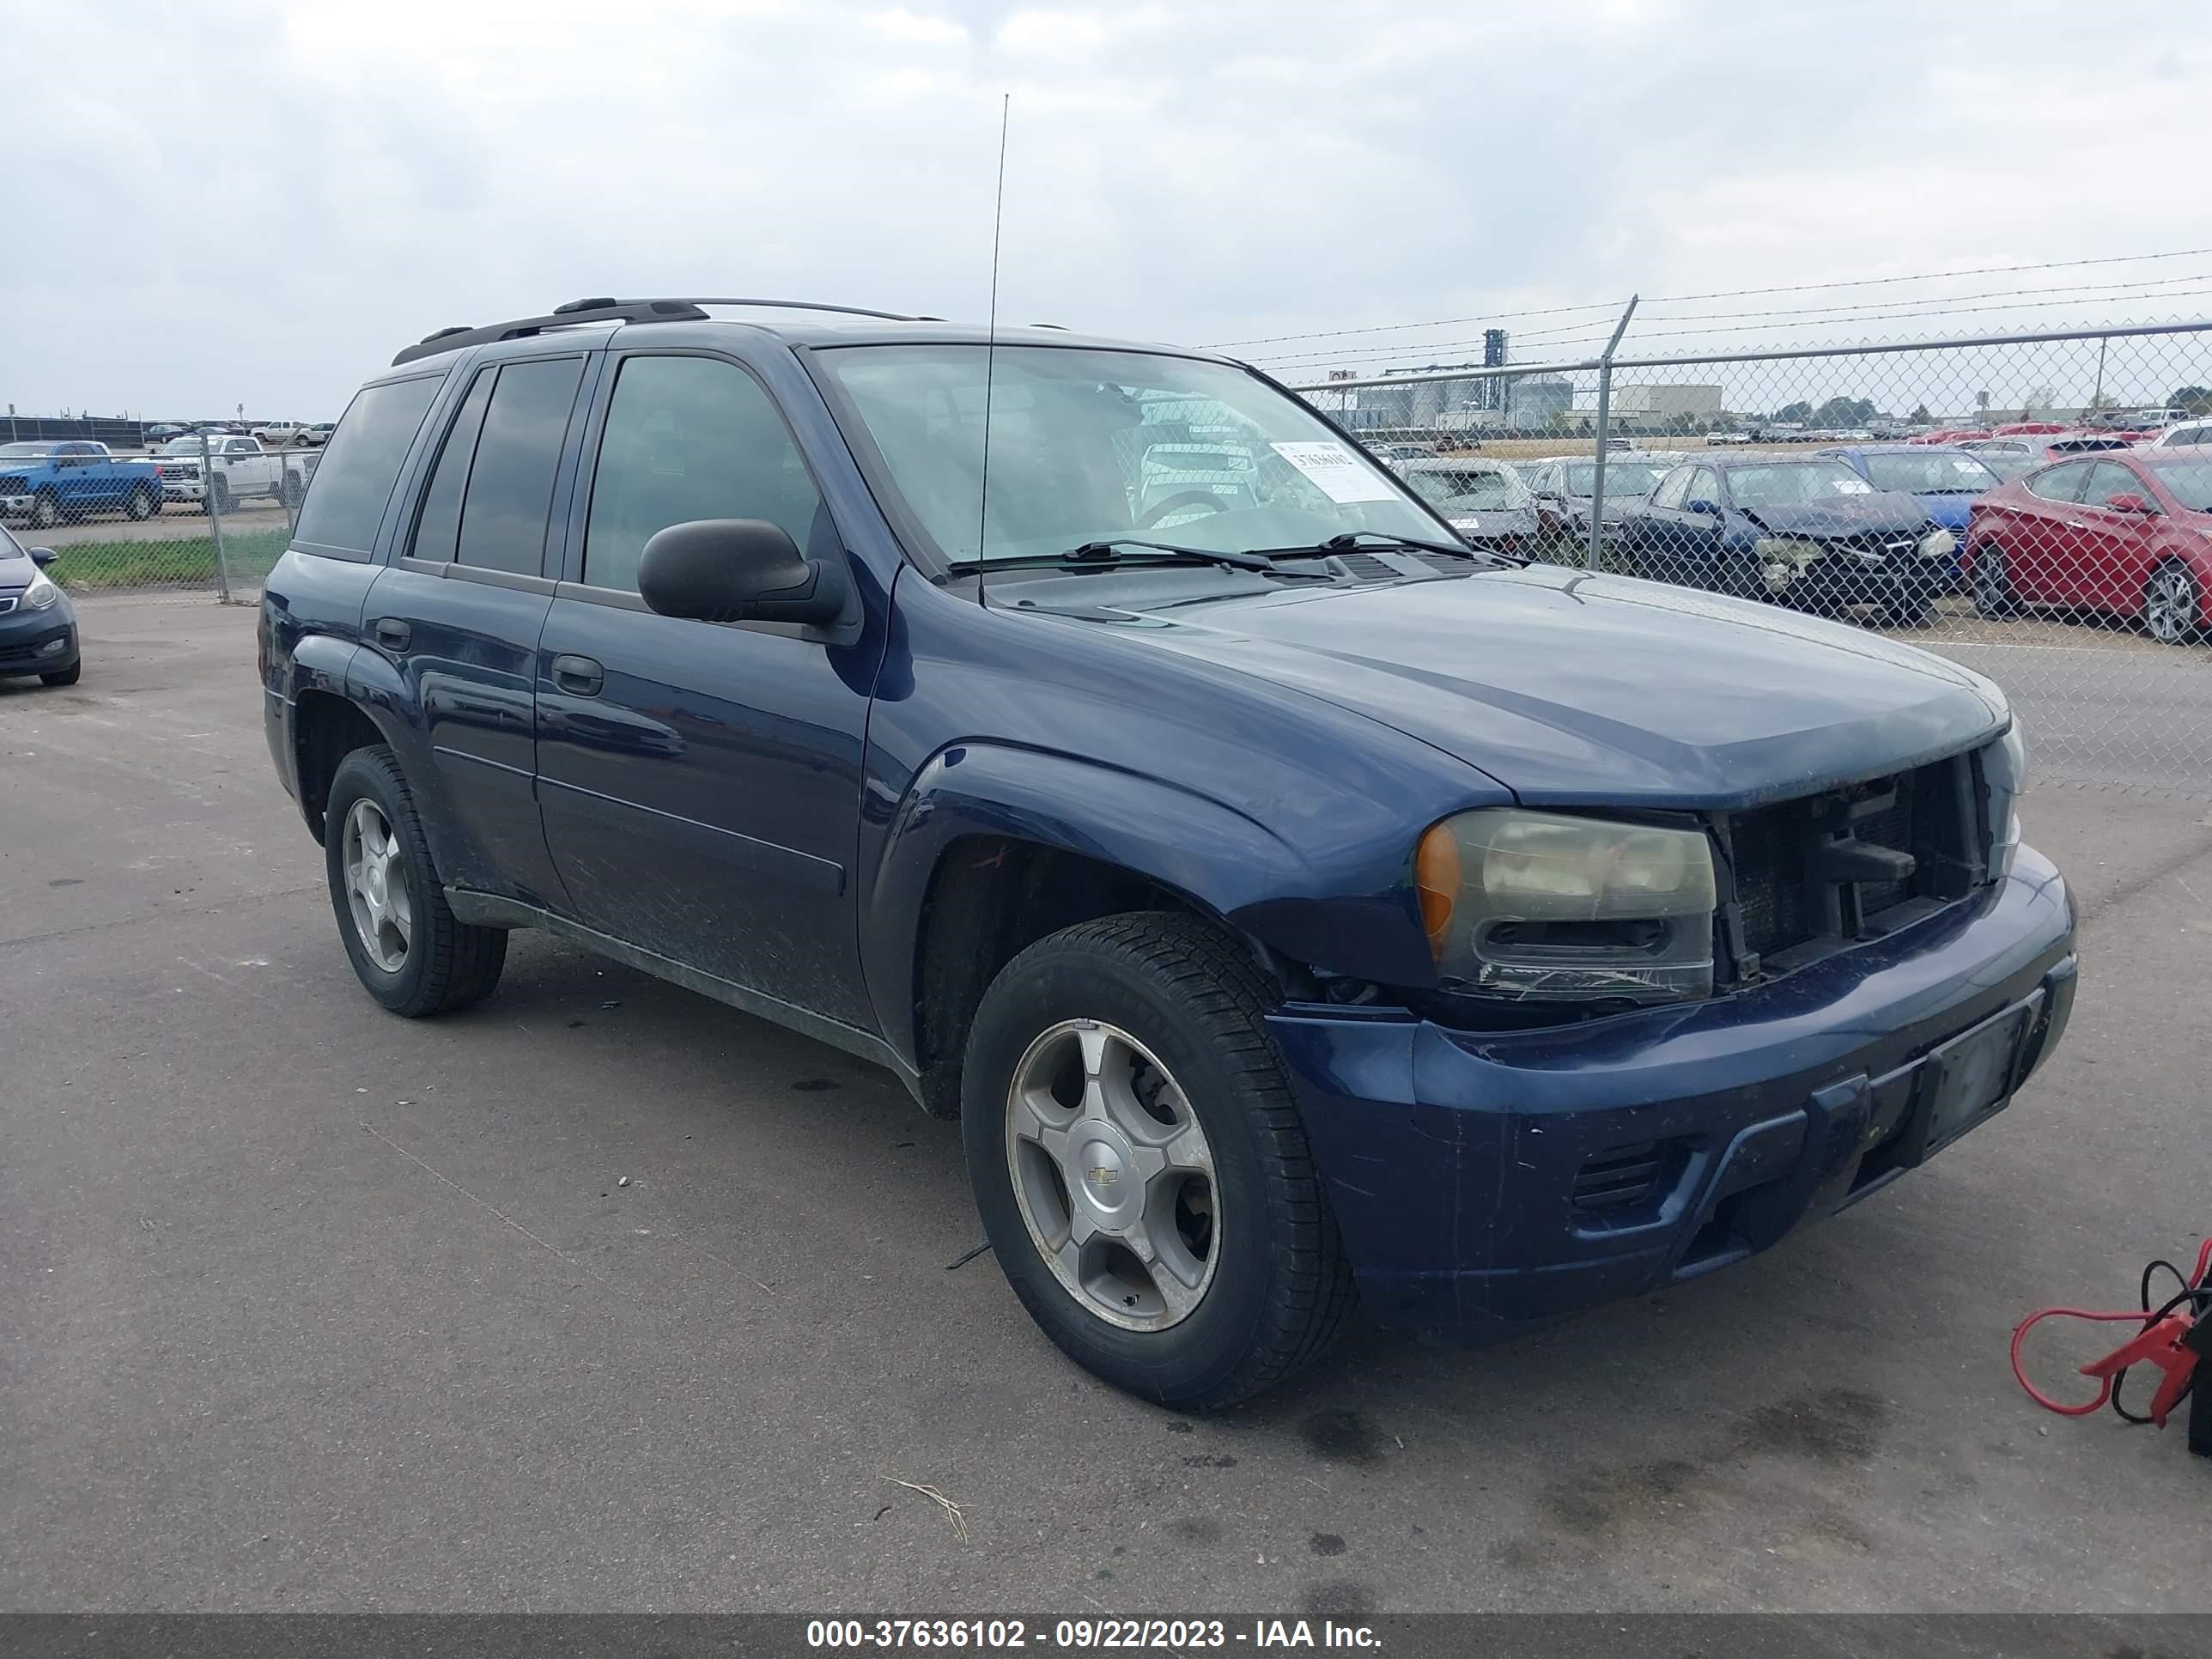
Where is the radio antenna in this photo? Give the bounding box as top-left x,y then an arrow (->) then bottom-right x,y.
975,92 -> 1010,608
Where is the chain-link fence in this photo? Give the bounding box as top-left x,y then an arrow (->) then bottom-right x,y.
1291,319 -> 2212,794
1,429 -> 320,602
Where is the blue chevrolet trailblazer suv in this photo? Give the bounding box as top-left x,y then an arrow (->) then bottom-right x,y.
259,297 -> 2075,1408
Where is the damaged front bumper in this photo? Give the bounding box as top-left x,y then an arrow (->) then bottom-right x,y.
1267,842 -> 2075,1341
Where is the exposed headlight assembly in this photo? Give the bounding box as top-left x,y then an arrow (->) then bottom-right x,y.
1983,719 -> 2027,878
1414,810 -> 1717,1004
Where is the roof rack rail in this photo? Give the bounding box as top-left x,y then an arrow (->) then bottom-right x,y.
391,295 -> 920,366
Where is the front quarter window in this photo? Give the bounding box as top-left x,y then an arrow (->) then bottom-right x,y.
814,343 -> 1444,565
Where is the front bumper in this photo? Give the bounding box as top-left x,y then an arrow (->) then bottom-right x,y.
161,478 -> 207,502
1268,843 -> 2075,1340
1759,544 -> 1949,605
0,604 -> 79,676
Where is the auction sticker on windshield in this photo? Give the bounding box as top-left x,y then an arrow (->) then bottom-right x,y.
1270,441 -> 1397,503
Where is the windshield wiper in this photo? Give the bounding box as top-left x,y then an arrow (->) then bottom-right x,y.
950,538 -> 1329,580
1254,531 -> 1516,565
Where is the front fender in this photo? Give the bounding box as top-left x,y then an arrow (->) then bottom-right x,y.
861,741 -> 1437,1067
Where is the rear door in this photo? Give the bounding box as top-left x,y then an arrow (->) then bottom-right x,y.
533,347 -> 884,1029
2003,460 -> 2096,603
358,351 -> 592,905
2071,460 -> 2163,613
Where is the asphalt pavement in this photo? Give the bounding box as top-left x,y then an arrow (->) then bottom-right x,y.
3,599 -> 2209,1614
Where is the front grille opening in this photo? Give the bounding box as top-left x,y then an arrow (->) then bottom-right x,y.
1720,755 -> 1975,973
1571,1138 -> 1683,1216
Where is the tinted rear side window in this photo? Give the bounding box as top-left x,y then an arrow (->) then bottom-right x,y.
408,368 -> 496,564
293,375 -> 444,556
455,356 -> 586,577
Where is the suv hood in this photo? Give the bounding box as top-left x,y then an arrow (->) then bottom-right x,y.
1087,565 -> 2004,808
1739,492 -> 1925,538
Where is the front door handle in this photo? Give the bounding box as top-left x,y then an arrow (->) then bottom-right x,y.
373,617 -> 410,651
551,653 -> 604,696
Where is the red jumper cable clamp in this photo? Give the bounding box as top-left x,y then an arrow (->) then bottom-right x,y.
2010,1237 -> 2212,1457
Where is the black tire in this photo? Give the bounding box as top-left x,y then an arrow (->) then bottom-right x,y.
40,661 -> 82,687
29,491 -> 59,531
1971,544 -> 2019,620
282,471 -> 305,509
125,484 -> 157,520
1712,550 -> 1763,602
209,477 -> 232,516
961,912 -> 1354,1410
324,745 -> 507,1017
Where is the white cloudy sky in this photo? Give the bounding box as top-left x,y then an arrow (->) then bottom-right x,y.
7,0 -> 2209,421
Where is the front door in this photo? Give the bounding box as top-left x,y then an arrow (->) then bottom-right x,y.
534,349 -> 885,1030
2069,460 -> 2161,614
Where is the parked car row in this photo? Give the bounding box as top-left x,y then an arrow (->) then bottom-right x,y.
0,434 -> 314,525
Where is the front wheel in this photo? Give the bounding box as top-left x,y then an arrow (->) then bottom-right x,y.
324,745 -> 507,1017
125,484 -> 157,520
962,913 -> 1355,1410
2143,561 -> 2203,646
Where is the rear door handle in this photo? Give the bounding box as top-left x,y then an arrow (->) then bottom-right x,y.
551,653 -> 604,696
373,617 -> 410,651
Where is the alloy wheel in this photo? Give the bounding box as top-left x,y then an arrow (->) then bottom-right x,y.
341,798 -> 413,973
2143,565 -> 2199,646
1003,1019 -> 1219,1332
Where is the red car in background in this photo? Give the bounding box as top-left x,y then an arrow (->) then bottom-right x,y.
1965,451 -> 2212,643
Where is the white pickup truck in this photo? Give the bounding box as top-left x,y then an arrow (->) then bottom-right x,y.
153,435 -> 309,514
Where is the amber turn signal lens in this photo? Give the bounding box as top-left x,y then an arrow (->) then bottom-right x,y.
1415,822 -> 1462,956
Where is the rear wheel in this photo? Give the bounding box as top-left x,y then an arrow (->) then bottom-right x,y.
125,483 -> 157,520
2143,561 -> 2203,646
962,913 -> 1354,1410
1971,544 -> 2019,620
324,745 -> 507,1017
29,491 -> 59,530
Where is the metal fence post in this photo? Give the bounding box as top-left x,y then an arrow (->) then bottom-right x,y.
200,433 -> 233,604
1586,295 -> 1639,570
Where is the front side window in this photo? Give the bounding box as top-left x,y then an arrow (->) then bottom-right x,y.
1649,467 -> 1692,509
2082,462 -> 2154,510
583,356 -> 824,594
815,343 -> 1441,565
293,375 -> 446,555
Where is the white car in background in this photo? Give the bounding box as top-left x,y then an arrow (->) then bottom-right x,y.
2140,417 -> 2212,449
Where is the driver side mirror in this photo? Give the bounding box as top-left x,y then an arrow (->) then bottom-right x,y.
29,548 -> 58,568
2105,493 -> 2156,515
637,519 -> 856,634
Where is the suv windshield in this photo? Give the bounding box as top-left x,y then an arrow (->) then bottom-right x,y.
1401,466 -> 1527,511
815,343 -> 1441,564
1862,452 -> 2000,494
1723,462 -> 1877,507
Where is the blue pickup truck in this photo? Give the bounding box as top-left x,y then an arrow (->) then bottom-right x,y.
259,297 -> 2075,1409
0,441 -> 164,529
